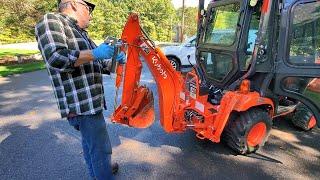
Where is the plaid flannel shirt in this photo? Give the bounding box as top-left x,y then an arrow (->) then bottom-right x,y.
35,13 -> 109,119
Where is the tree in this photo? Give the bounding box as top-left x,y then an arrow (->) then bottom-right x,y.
108,0 -> 177,41
0,0 -> 177,43
0,0 -> 56,43
176,7 -> 198,40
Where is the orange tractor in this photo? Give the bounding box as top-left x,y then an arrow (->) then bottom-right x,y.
110,0 -> 320,154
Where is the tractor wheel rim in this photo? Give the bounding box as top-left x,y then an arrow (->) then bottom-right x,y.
247,122 -> 267,147
308,116 -> 317,129
170,60 -> 177,70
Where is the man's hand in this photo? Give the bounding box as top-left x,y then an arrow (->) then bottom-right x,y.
116,52 -> 126,64
92,43 -> 115,60
74,44 -> 124,67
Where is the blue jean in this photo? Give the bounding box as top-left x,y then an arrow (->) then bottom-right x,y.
68,113 -> 114,180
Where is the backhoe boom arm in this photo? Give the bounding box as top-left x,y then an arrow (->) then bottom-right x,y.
112,13 -> 186,132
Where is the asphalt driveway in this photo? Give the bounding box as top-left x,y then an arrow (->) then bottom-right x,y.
0,69 -> 319,180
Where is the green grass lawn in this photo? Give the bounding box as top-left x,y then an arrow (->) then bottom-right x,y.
0,48 -> 43,77
0,49 -> 39,58
0,61 -> 45,77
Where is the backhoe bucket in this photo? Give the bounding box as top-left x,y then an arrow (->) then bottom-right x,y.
112,87 -> 155,128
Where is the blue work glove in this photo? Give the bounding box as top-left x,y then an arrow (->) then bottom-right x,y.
116,51 -> 126,64
92,43 -> 115,60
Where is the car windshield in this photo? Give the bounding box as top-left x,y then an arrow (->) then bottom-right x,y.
247,30 -> 258,52
182,36 -> 196,46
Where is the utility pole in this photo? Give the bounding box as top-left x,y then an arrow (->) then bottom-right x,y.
181,0 -> 185,42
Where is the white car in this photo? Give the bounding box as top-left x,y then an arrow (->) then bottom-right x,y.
161,36 -> 196,71
161,30 -> 258,71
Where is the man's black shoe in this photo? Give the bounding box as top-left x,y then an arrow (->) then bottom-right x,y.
112,163 -> 119,174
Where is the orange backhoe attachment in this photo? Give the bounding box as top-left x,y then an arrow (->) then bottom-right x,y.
111,13 -> 186,132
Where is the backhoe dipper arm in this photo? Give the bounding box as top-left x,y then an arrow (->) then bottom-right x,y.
112,13 -> 186,132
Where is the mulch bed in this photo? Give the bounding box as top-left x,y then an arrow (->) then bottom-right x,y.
0,54 -> 43,66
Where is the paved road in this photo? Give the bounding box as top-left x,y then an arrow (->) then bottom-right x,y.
0,69 -> 319,180
0,42 -> 39,50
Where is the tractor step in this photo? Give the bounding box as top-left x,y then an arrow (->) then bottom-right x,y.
275,105 -> 297,118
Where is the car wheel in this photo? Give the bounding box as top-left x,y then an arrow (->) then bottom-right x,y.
167,57 -> 180,71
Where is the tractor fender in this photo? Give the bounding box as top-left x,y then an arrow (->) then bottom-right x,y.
209,91 -> 274,143
230,91 -> 274,115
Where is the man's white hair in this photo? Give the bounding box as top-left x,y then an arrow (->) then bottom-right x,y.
58,0 -> 81,12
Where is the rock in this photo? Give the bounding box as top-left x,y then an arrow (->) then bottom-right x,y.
32,54 -> 43,60
17,54 -> 23,63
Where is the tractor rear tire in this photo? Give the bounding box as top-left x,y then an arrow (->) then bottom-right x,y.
222,108 -> 272,155
291,104 -> 317,131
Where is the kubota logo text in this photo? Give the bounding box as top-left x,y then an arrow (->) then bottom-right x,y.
152,56 -> 167,79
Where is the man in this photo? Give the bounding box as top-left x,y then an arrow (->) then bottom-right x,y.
35,0 -> 124,179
